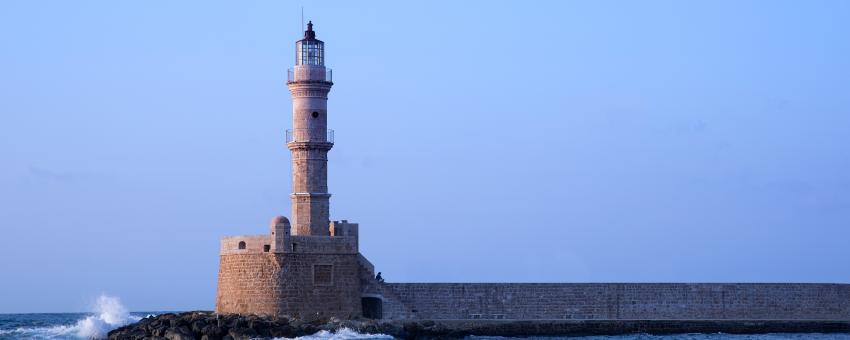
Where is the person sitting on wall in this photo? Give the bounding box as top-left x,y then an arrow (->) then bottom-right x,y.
376,272 -> 384,283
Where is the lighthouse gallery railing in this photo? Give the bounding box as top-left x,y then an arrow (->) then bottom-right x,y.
286,129 -> 334,143
287,68 -> 333,83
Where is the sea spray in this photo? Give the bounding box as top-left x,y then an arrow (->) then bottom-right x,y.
0,294 -> 141,339
279,328 -> 394,340
75,295 -> 140,339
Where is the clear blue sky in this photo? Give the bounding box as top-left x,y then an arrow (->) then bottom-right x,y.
1,0 -> 849,313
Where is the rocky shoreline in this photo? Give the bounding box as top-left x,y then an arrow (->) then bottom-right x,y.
106,312 -> 417,339
107,311 -> 850,339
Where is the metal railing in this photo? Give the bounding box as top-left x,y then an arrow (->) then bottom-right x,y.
286,128 -> 334,143
287,68 -> 332,83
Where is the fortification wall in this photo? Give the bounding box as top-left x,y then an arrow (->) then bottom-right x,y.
219,234 -> 356,255
379,283 -> 850,320
215,253 -> 283,315
277,253 -> 362,319
220,235 -> 270,255
216,252 -> 362,319
290,235 -> 357,254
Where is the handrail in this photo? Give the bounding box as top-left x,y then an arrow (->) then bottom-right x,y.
287,68 -> 332,83
285,129 -> 334,143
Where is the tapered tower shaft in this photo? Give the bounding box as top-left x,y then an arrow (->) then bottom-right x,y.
286,21 -> 334,236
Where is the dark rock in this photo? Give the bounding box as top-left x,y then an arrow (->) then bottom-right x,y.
301,324 -> 319,335
108,310 -> 850,340
227,327 -> 258,340
169,318 -> 187,328
164,326 -> 194,340
268,324 -> 295,338
191,319 -> 208,334
151,325 -> 168,337
200,324 -> 224,338
226,317 -> 246,329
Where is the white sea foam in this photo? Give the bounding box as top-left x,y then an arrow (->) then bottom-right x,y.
277,327 -> 394,340
74,295 -> 140,339
1,323 -> 78,339
1,295 -> 140,339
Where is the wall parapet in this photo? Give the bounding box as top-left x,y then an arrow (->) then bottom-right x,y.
220,219 -> 359,256
220,235 -> 271,255
220,235 -> 356,255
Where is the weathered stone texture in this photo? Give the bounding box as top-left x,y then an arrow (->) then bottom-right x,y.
215,254 -> 282,316
216,252 -> 362,319
217,233 -> 850,322
290,235 -> 357,254
290,193 -> 331,236
276,253 -> 362,319
220,235 -> 270,255
291,149 -> 329,193
378,283 -> 850,320
287,63 -> 333,237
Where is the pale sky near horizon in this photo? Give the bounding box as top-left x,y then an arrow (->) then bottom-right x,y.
1,0 -> 849,313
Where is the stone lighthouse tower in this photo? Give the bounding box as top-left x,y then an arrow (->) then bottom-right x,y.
286,21 -> 333,236
217,21 -> 373,318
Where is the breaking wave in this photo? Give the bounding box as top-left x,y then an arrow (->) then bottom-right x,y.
0,295 -> 141,339
280,328 -> 394,340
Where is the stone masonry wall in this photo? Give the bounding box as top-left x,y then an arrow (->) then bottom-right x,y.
219,234 -> 357,255
215,254 -> 282,315
220,235 -> 270,255
277,253 -> 362,319
379,283 -> 850,320
216,252 -> 362,319
290,235 -> 357,253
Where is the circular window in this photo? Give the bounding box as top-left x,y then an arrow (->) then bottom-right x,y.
312,111 -> 319,118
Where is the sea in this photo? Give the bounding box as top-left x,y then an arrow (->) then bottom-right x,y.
2,296 -> 849,340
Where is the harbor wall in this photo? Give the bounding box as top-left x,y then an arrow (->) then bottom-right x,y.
378,283 -> 850,320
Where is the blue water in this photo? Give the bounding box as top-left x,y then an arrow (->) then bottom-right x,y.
1,312 -> 849,340
0,312 -> 151,339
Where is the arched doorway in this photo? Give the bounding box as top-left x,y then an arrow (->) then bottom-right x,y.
361,297 -> 382,319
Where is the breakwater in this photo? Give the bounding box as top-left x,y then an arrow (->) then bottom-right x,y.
374,283 -> 850,320
106,312 -> 850,339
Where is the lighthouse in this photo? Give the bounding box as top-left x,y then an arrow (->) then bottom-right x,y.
217,22 -> 371,318
286,21 -> 334,236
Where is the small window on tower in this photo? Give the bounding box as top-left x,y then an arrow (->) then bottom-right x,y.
312,111 -> 319,118
238,241 -> 246,250
263,244 -> 270,252
313,264 -> 333,285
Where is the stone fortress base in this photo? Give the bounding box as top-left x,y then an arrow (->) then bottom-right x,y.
216,217 -> 364,317
215,216 -> 850,321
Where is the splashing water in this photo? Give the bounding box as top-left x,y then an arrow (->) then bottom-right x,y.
281,328 -> 394,340
74,295 -> 140,339
0,295 -> 142,339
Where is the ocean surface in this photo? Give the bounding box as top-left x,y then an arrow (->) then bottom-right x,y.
2,297 -> 849,339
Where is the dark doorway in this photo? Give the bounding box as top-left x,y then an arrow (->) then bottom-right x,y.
361,297 -> 382,319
